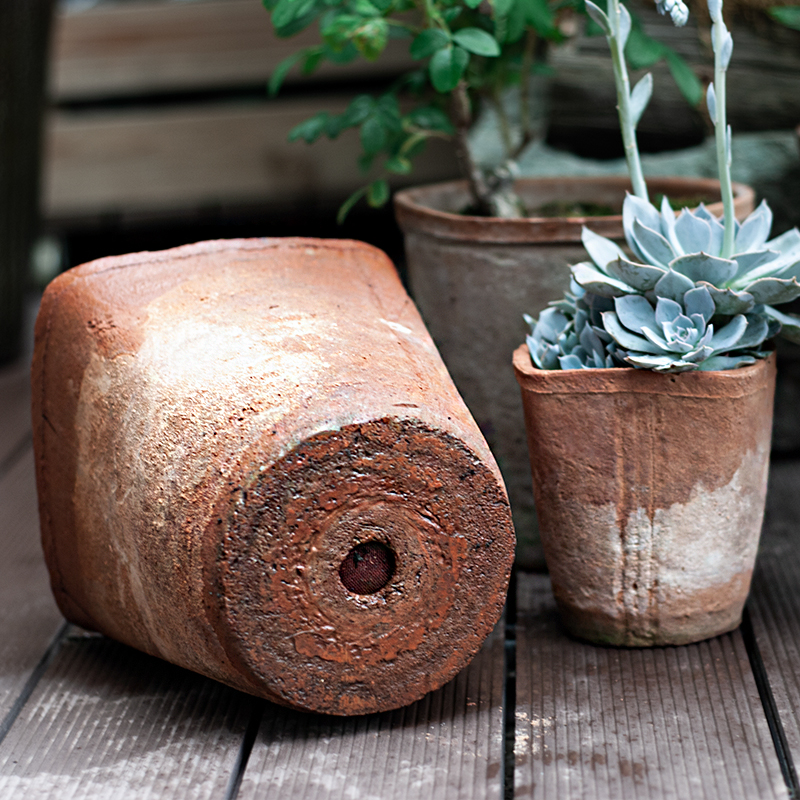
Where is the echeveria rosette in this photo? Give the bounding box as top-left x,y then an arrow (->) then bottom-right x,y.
601,286 -> 768,373
572,195 -> 800,343
525,282 -> 620,370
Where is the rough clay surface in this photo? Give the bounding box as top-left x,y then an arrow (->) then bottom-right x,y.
31,238 -> 515,715
513,345 -> 776,646
395,178 -> 754,569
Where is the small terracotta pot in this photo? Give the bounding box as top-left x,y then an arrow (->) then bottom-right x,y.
32,238 -> 515,715
512,345 -> 776,647
396,177 -> 755,569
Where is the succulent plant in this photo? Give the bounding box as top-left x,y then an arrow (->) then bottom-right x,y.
525,282 -> 619,370
601,287 -> 768,373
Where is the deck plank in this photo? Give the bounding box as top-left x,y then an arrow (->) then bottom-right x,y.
0,364 -> 31,469
238,621 -> 506,800
0,631 -> 253,798
0,449 -> 63,731
747,461 -> 800,766
515,572 -> 787,800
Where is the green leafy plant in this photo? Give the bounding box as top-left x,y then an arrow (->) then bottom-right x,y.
263,0 -> 703,219
525,0 -> 800,373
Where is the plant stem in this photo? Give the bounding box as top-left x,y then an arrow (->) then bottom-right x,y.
711,15 -> 736,258
607,0 -> 648,202
452,80 -> 493,213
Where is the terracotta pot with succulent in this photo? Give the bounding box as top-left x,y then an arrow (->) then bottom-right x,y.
264,0 -> 755,566
514,0 -> 800,646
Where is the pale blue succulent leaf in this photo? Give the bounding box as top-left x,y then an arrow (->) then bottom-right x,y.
734,314 -> 770,350
654,269 -> 695,302
720,30 -> 733,70
654,295 -> 682,325
709,314 -> 747,353
735,200 -> 773,253
706,82 -> 717,125
630,73 -> 653,127
766,227 -> 800,257
731,249 -> 779,283
532,307 -> 568,342
625,352 -> 683,369
581,226 -> 626,269
745,277 -> 800,306
584,0 -> 611,34
668,252 -> 738,285
602,311 -> 664,353
762,305 -> 800,344
558,354 -> 586,370
682,343 -> 714,363
614,294 -> 658,333
623,195 -> 662,258
700,283 -> 755,315
604,257 -> 665,292
631,219 -> 677,267
571,262 -> 633,297
641,325 -> 674,350
693,203 -> 716,223
673,209 -> 713,254
684,285 -> 715,323
697,354 -> 756,371
618,3 -> 632,45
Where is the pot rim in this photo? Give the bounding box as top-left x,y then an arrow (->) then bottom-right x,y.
512,343 -> 776,398
394,177 -> 756,245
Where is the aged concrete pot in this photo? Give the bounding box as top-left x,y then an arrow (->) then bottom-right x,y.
32,238 -> 515,715
395,177 -> 755,570
512,345 -> 776,647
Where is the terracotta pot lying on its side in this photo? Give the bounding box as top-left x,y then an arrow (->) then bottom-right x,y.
395,177 -> 755,570
32,238 -> 515,715
513,345 -> 776,647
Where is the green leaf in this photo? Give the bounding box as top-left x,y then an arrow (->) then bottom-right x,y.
464,0 -> 482,8
361,115 -> 387,154
665,51 -> 703,107
376,93 -> 403,131
354,17 -> 389,60
288,112 -> 330,143
492,0 -> 515,18
272,0 -> 317,29
352,0 -> 381,15
337,186 -> 368,223
442,8 -> 462,25
386,155 -> 412,174
524,0 -> 556,36
262,0 -> 280,11
302,48 -> 325,74
452,28 -> 501,56
625,27 -> 664,70
410,29 -> 451,59
269,51 -> 305,96
358,152 -> 375,173
367,179 -> 390,207
429,46 -> 470,92
770,6 -> 800,30
405,106 -> 454,133
340,94 -> 375,127
275,8 -> 321,37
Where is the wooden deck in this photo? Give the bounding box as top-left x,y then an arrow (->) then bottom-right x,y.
0,355 -> 798,799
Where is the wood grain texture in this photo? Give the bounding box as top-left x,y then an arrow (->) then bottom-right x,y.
0,364 -> 32,468
515,573 -> 787,799
43,98 -> 458,218
238,621 -> 505,800
0,631 -> 252,798
52,0 -> 414,100
0,448 -> 62,731
748,461 -> 800,764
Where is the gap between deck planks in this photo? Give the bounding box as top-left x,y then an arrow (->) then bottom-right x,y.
514,572 -> 790,800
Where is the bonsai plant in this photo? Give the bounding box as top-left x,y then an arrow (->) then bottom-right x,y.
263,0 -> 754,568
515,0 -> 800,645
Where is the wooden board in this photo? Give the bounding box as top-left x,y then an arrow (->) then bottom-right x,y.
43,97 -> 459,219
0,449 -> 64,736
0,631 -> 254,798
52,0 -> 415,100
515,572 -> 788,799
238,621 -> 506,800
0,364 -> 32,470
748,461 -> 800,769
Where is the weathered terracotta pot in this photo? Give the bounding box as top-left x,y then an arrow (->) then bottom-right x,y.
512,345 -> 776,647
396,177 -> 756,569
31,238 -> 515,715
